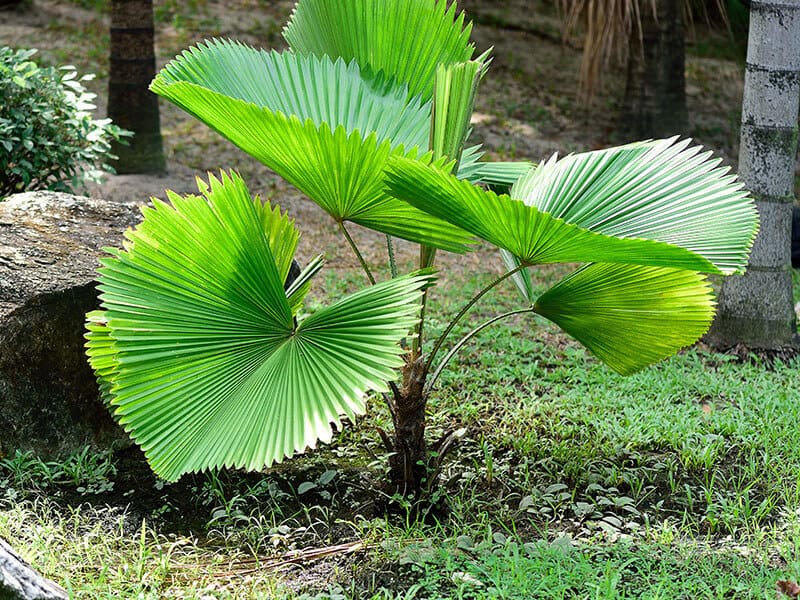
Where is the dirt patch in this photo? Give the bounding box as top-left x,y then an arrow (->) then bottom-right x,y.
0,0 -> 768,275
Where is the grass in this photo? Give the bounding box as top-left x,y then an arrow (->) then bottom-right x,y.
360,534 -> 795,599
2,266 -> 800,598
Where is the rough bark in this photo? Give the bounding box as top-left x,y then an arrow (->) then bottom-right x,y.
387,356 -> 429,497
793,205 -> 800,268
0,538 -> 67,600
618,0 -> 688,140
0,191 -> 140,458
108,0 -> 165,174
707,0 -> 800,349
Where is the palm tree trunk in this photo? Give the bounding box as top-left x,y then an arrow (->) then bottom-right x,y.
386,356 -> 429,497
618,0 -> 688,140
108,0 -> 165,174
707,0 -> 800,349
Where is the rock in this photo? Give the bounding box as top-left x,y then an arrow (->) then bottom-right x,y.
0,191 -> 141,459
0,538 -> 67,600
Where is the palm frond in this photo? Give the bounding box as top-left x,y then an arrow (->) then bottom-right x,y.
465,159 -> 536,188
512,138 -> 758,274
431,60 -> 484,165
86,172 -> 434,481
85,311 -> 117,405
384,155 -> 718,272
283,0 -> 476,102
150,40 -> 473,252
386,138 -> 758,274
153,40 -> 431,150
533,263 -> 715,375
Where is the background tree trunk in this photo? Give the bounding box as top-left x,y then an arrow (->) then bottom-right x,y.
108,0 -> 165,174
707,0 -> 800,349
618,0 -> 688,140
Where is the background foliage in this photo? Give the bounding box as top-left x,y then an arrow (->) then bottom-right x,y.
0,46 -> 129,199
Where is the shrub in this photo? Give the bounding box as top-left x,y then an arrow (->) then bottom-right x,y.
0,47 -> 129,199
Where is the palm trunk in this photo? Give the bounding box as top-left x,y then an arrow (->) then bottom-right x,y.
387,356 -> 429,496
108,0 -> 165,174
618,0 -> 688,140
707,0 -> 800,349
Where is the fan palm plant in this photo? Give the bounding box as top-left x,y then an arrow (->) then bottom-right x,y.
86,0 -> 758,496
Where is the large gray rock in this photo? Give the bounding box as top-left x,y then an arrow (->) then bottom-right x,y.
0,191 -> 141,458
0,537 -> 67,600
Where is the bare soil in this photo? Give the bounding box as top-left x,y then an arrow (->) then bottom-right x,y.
0,0 -> 764,278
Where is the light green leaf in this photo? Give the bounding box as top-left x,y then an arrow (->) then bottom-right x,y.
421,60 -> 484,268
533,263 -> 715,375
431,61 -> 483,165
384,156 -> 718,272
86,172 -> 434,481
85,310 -> 117,405
153,40 -> 431,150
286,254 -> 325,315
467,159 -> 535,188
283,0 -> 476,102
513,138 -> 759,274
499,250 -> 534,303
150,39 -> 473,253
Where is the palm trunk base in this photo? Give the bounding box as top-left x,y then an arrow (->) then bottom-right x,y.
386,356 -> 429,498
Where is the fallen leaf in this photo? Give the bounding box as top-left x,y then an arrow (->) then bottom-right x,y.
777,580 -> 800,598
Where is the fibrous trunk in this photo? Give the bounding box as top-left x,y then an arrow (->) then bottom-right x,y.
386,355 -> 429,497
108,0 -> 165,174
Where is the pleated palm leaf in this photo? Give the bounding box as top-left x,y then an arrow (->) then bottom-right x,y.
149,0 -> 528,255
385,137 -> 759,375
86,171 -> 435,481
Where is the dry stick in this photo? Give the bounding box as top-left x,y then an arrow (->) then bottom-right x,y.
172,542 -> 370,578
425,307 -> 536,395
338,221 -> 375,285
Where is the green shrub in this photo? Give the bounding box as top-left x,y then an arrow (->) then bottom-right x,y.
0,47 -> 130,199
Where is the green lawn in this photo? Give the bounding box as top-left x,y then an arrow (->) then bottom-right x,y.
2,265 -> 799,599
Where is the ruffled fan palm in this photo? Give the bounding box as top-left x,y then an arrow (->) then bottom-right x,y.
149,0 -> 528,252
385,138 -> 758,375
87,0 -> 758,485
87,172 -> 435,481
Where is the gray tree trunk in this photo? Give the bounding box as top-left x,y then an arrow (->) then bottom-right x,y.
0,538 -> 67,600
707,0 -> 800,349
108,0 -> 166,174
618,0 -> 688,140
